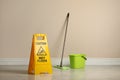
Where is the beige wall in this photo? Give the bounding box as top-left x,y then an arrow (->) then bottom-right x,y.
0,0 -> 120,58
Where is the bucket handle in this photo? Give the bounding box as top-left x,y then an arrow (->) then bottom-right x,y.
81,56 -> 87,60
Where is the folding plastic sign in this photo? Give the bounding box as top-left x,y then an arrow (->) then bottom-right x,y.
28,34 -> 52,74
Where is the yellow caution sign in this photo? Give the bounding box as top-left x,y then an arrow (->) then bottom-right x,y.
28,34 -> 52,74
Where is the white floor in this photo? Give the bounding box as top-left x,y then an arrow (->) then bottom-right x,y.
0,65 -> 120,80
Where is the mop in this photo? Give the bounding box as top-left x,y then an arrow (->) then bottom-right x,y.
54,13 -> 70,70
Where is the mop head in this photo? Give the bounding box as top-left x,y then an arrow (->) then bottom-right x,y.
54,65 -> 70,70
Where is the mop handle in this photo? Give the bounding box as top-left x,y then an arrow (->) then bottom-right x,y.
60,13 -> 70,67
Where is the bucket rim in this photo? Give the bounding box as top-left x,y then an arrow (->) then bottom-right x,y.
69,54 -> 86,57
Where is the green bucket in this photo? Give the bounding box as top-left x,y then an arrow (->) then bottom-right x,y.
69,54 -> 87,69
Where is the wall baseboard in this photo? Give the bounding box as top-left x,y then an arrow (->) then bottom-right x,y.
0,58 -> 120,65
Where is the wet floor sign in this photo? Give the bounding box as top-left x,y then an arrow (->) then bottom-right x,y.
28,34 -> 52,74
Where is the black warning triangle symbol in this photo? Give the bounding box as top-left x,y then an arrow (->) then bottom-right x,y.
37,46 -> 47,56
